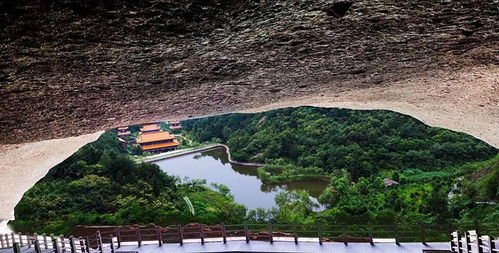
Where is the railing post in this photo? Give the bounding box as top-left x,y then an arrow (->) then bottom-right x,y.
488,236 -> 496,252
199,224 -> 205,245
293,224 -> 298,245
421,224 -> 426,245
178,225 -> 184,246
456,232 -> 463,253
466,232 -> 472,253
243,222 -> 250,243
268,223 -> 273,244
342,223 -> 347,245
156,226 -> 163,246
109,235 -> 115,253
5,234 -> 13,248
476,232 -> 483,253
463,232 -> 470,253
368,223 -> 374,246
78,237 -> 85,253
5,233 -> 10,247
43,233 -> 48,249
13,242 -> 21,253
60,235 -> 65,252
96,231 -> 103,253
69,236 -> 76,253
34,237 -> 42,253
317,224 -> 323,245
116,230 -> 122,248
451,232 -> 457,252
33,233 -> 38,249
136,228 -> 142,247
27,234 -> 32,249
18,232 -> 23,248
51,235 -> 60,253
11,233 -> 16,244
85,237 -> 90,253
221,223 -> 227,244
0,234 -> 4,248
474,220 -> 480,236
394,223 -> 400,246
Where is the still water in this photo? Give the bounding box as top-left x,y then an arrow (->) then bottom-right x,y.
154,148 -> 328,210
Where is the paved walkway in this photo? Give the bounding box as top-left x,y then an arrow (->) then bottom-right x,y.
133,144 -> 222,163
134,144 -> 264,166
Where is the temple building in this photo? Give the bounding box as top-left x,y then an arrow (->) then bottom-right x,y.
137,124 -> 180,152
140,124 -> 161,133
117,126 -> 131,137
169,120 -> 181,130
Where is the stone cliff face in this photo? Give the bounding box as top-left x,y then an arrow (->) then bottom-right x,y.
1,0 -> 498,143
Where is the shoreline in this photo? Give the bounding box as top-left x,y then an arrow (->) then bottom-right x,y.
143,144 -> 331,186
135,144 -> 224,163
218,144 -> 265,167
139,144 -> 265,167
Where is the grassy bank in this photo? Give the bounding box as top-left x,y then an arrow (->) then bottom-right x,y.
258,170 -> 330,184
257,162 -> 331,184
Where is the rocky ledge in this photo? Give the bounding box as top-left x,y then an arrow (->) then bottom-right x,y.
0,0 -> 497,143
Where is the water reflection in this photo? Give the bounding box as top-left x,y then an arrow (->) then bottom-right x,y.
154,148 -> 328,210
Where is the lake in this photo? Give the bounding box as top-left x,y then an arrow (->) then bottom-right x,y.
154,147 -> 328,210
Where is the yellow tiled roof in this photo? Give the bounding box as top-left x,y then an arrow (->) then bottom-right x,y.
140,124 -> 161,132
141,141 -> 180,150
137,131 -> 175,143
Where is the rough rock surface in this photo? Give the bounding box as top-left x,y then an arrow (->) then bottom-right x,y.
0,0 -> 498,144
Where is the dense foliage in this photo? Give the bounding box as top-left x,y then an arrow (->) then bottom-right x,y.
12,132 -> 246,234
13,107 -> 498,235
183,107 -> 498,228
183,107 -> 496,180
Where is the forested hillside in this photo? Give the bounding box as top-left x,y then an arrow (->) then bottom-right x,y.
183,107 -> 496,179
12,132 -> 246,234
13,107 -> 498,235
183,107 -> 498,226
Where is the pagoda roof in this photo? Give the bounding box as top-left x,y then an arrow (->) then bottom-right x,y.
117,126 -> 129,130
140,124 -> 161,132
137,131 -> 176,143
